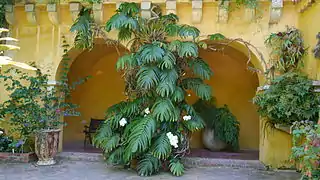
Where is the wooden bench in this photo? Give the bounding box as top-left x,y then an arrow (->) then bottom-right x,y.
83,118 -> 104,148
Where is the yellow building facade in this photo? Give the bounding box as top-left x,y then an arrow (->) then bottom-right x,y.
0,0 -> 319,169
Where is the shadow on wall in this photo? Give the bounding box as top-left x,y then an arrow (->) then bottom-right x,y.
63,44 -> 126,144
188,45 -> 260,150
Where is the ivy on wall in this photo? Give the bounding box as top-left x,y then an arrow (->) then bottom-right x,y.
313,32 -> 320,59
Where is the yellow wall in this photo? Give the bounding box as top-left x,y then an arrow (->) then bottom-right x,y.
1,1 -> 319,169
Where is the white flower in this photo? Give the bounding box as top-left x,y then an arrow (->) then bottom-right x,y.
119,118 -> 127,127
187,94 -> 191,97
183,115 -> 192,121
0,130 -> 3,135
166,132 -> 179,148
144,108 -> 150,115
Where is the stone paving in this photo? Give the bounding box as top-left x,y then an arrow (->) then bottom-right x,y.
0,160 -> 301,180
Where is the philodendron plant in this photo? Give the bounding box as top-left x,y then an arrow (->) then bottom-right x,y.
69,2 -> 215,176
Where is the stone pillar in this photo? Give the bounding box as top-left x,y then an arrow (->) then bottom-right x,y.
69,2 -> 82,22
47,3 -> 60,26
25,4 -> 38,25
93,3 -> 103,24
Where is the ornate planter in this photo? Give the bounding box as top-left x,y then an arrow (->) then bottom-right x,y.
202,128 -> 227,151
35,129 -> 60,166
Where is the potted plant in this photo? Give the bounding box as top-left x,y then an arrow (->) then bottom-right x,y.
193,99 -> 240,151
253,72 -> 319,132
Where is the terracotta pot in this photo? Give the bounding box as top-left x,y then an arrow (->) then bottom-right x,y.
202,128 -> 227,151
35,129 -> 60,166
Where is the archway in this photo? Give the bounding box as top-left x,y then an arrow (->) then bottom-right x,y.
55,39 -> 264,156
56,41 -> 127,152
188,41 -> 262,159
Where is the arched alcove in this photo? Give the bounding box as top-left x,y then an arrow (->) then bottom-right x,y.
59,43 -> 127,150
188,42 -> 261,153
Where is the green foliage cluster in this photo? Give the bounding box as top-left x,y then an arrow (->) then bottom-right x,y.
70,2 -> 216,176
193,99 -> 240,150
0,40 -> 86,148
265,26 -> 307,74
253,72 -> 319,126
313,33 -> 320,59
291,121 -> 320,180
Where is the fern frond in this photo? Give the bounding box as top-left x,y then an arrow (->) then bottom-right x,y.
189,58 -> 213,80
118,27 -> 132,41
137,153 -> 161,176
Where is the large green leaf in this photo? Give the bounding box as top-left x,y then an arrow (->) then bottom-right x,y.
171,87 -> 185,102
189,58 -> 213,80
107,146 -> 125,165
137,153 -> 161,176
179,25 -> 200,40
139,44 -> 165,63
118,27 -> 132,41
105,13 -> 128,32
117,2 -> 139,16
116,54 -> 138,71
93,121 -> 113,147
208,33 -> 226,41
178,42 -> 198,57
137,66 -> 160,90
158,51 -> 176,70
165,24 -> 181,37
168,40 -> 182,52
124,116 -> 156,161
182,78 -> 212,100
102,134 -> 121,153
183,114 -> 205,132
160,69 -> 178,84
152,98 -> 176,122
156,81 -> 176,97
151,133 -> 172,159
169,159 -> 185,176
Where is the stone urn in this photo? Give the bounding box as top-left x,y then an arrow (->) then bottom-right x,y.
35,129 -> 60,166
202,128 -> 227,151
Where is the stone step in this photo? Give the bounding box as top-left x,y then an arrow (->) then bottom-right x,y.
57,152 -> 266,170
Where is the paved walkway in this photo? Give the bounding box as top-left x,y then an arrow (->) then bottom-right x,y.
0,160 -> 301,180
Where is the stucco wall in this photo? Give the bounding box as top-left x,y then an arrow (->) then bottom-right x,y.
1,1 -> 319,168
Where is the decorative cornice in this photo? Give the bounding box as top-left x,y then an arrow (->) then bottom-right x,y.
5,5 -> 15,25
269,0 -> 283,24
69,2 -> 82,22
25,4 -> 38,25
93,3 -> 104,24
191,0 -> 203,24
217,1 -> 229,23
141,1 -> 152,19
47,3 -> 60,26
166,0 -> 177,15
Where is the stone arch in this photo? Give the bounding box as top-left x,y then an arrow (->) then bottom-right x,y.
54,38 -> 129,151
189,39 -> 265,152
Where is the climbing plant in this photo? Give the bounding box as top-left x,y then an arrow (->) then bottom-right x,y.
70,2 -> 215,176
313,33 -> 320,59
265,26 -> 307,75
